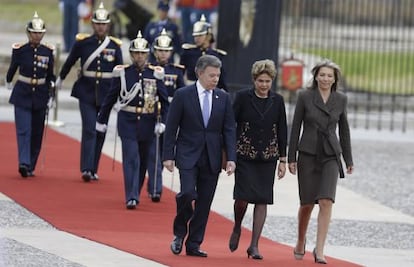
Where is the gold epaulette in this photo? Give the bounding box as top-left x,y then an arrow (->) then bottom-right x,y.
109,36 -> 122,46
43,43 -> 55,50
76,33 -> 90,41
12,43 -> 24,49
172,63 -> 185,69
182,43 -> 197,49
214,48 -> 227,56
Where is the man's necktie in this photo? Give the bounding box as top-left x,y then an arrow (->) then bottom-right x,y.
202,90 -> 210,127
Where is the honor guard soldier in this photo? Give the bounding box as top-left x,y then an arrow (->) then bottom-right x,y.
56,3 -> 123,182
5,12 -> 56,178
179,14 -> 227,90
96,31 -> 169,209
143,0 -> 181,63
143,28 -> 185,202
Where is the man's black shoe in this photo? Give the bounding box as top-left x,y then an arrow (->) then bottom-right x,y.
170,236 -> 183,255
151,193 -> 161,202
81,171 -> 92,182
18,164 -> 29,178
186,248 -> 208,257
126,199 -> 137,209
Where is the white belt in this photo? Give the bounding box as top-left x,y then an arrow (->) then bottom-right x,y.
121,105 -> 153,114
18,75 -> 46,85
185,79 -> 195,85
83,70 -> 112,79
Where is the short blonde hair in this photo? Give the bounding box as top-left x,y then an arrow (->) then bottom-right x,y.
251,59 -> 277,81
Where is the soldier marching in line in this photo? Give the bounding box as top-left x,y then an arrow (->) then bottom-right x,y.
143,0 -> 182,64
142,28 -> 186,202
56,3 -> 123,182
96,31 -> 169,210
180,14 -> 227,90
5,12 -> 56,178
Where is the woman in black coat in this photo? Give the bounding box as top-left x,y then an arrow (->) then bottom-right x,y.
228,59 -> 288,259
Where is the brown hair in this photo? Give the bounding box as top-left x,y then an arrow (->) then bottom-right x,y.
310,59 -> 342,91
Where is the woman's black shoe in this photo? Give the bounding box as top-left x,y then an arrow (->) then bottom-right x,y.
247,247 -> 263,260
229,229 -> 241,252
313,248 -> 327,264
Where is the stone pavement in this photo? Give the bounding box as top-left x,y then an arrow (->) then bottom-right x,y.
1,31 -> 414,267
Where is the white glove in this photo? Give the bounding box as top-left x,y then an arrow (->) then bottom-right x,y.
96,122 -> 107,133
77,2 -> 91,19
58,1 -> 64,12
5,78 -> 12,90
153,66 -> 165,80
154,122 -> 166,135
6,82 -> 13,90
113,101 -> 121,112
55,77 -> 63,90
47,97 -> 55,109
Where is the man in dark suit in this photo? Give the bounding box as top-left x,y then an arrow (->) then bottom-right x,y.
163,55 -> 236,257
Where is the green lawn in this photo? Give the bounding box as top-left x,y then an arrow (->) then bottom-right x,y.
302,48 -> 414,95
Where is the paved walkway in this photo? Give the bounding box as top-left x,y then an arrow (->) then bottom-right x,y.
1,32 -> 414,267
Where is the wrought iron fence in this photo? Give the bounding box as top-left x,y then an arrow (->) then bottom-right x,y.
278,0 -> 414,132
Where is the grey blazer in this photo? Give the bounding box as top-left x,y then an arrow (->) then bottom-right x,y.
288,88 -> 353,170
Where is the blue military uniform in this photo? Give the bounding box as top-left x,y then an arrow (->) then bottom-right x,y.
160,63 -> 185,101
180,43 -> 227,89
143,1 -> 181,63
58,33 -> 123,181
60,34 -> 123,106
144,62 -> 185,200
8,43 -> 55,110
58,3 -> 123,182
6,12 -> 55,178
97,63 -> 169,206
179,14 -> 227,90
144,21 -> 181,61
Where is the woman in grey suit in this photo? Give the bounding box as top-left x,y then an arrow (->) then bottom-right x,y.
288,60 -> 354,264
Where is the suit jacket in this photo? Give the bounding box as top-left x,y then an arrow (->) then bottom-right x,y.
233,88 -> 287,161
162,84 -> 236,173
288,88 -> 353,167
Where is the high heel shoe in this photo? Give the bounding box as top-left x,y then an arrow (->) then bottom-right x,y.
246,247 -> 263,260
313,248 -> 327,264
228,229 -> 241,252
293,239 -> 306,260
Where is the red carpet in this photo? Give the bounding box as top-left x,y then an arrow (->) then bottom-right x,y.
0,122 -> 361,267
